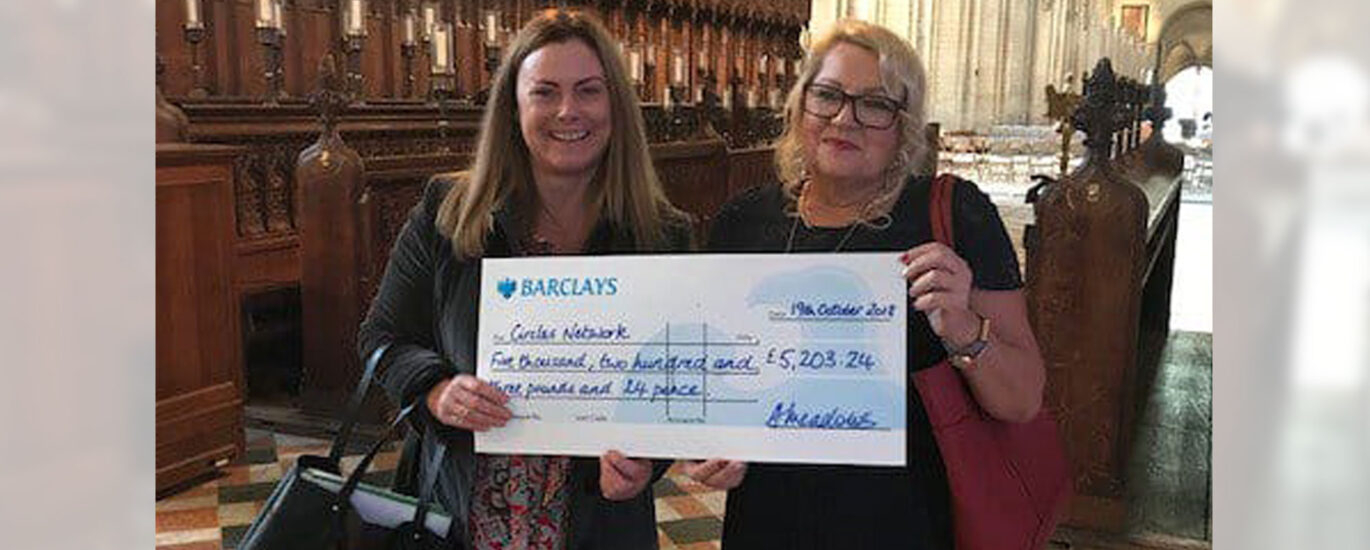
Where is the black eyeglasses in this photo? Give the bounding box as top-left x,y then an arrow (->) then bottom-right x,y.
802,83 -> 905,130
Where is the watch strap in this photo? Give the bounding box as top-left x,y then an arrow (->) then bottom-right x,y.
944,315 -> 991,366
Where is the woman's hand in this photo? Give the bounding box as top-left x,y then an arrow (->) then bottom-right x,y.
681,459 -> 748,490
904,243 -> 1049,422
425,375 -> 513,431
901,242 -> 980,347
600,450 -> 653,501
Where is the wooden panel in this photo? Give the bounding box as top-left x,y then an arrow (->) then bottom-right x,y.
157,396 -> 242,464
157,382 -> 241,425
655,139 -> 731,237
453,19 -> 475,97
287,4 -> 338,99
156,143 -> 247,494
235,235 -> 301,293
209,0 -> 239,96
725,146 -> 777,200
233,0 -> 268,98
295,132 -> 365,408
156,0 -> 195,96
158,0 -> 812,104
363,7 -> 390,98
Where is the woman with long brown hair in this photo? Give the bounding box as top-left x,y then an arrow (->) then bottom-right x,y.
358,9 -> 691,549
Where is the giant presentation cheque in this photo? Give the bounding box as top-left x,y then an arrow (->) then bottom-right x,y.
474,253 -> 908,466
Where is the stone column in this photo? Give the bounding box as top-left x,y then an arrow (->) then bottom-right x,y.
1003,0 -> 1035,125
929,0 -> 972,130
969,0 -> 1000,131
1030,0 -> 1058,125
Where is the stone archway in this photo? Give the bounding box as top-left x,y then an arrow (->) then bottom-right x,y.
1157,2 -> 1212,81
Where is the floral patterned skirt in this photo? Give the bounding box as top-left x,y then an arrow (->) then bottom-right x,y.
469,454 -> 572,550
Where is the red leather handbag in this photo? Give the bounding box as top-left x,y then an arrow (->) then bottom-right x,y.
911,174 -> 1072,549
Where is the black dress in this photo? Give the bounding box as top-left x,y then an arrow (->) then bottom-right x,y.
706,175 -> 1022,549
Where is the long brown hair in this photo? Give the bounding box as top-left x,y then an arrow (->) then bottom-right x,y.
434,9 -> 683,259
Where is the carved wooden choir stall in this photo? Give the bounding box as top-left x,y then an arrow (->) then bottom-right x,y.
154,0 -> 815,492
1024,58 -> 1185,533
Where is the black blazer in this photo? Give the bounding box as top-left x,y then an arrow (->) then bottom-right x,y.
358,177 -> 693,549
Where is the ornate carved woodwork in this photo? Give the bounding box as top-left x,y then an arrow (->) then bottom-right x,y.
1024,58 -> 1184,533
157,0 -> 810,111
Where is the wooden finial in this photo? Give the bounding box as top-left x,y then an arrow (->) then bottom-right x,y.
1074,58 -> 1121,156
311,52 -> 351,132
1143,83 -> 1172,126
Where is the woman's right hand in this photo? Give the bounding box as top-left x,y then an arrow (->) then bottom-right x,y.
681,459 -> 748,490
425,375 -> 513,431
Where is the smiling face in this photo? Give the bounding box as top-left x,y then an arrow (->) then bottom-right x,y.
517,39 -> 613,183
800,42 -> 903,186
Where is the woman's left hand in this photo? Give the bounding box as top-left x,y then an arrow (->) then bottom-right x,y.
599,450 -> 653,501
901,242 -> 979,347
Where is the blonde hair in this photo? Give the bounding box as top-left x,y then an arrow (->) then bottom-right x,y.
435,9 -> 683,259
773,19 -> 929,215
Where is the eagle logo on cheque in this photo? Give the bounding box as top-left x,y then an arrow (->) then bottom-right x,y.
497,278 -> 517,299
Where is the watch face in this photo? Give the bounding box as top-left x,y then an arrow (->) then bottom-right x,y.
951,355 -> 974,370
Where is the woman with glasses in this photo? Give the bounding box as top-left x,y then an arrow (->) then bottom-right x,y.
690,19 -> 1045,549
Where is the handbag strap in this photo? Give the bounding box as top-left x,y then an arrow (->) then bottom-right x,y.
338,403 -> 416,500
329,343 -> 391,463
329,343 -> 455,543
916,174 -> 996,422
327,403 -> 414,550
406,429 -> 451,542
331,405 -> 455,545
331,403 -> 456,549
930,173 -> 956,247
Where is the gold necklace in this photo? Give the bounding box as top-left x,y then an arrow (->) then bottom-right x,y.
807,176 -> 893,206
789,189 -> 893,253
785,180 -> 895,253
784,215 -> 862,253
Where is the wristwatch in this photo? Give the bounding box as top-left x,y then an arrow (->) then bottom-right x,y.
944,315 -> 991,371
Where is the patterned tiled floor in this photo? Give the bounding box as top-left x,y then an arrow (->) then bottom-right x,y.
154,429 -> 727,550
157,330 -> 1211,550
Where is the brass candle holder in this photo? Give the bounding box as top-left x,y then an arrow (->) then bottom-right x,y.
183,23 -> 210,98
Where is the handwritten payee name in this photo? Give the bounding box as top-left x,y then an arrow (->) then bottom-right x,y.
509,322 -> 631,343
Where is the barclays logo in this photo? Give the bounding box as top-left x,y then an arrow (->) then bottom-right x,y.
497,278 -> 517,299
495,276 -> 619,299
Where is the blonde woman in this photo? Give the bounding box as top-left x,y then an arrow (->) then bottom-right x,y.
358,10 -> 692,549
696,20 -> 1045,548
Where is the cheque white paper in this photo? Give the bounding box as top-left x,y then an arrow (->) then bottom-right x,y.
473,253 -> 907,466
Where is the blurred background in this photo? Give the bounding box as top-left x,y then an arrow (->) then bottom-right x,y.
1214,0 -> 1370,548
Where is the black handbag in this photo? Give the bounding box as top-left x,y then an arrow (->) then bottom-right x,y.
237,344 -> 459,550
